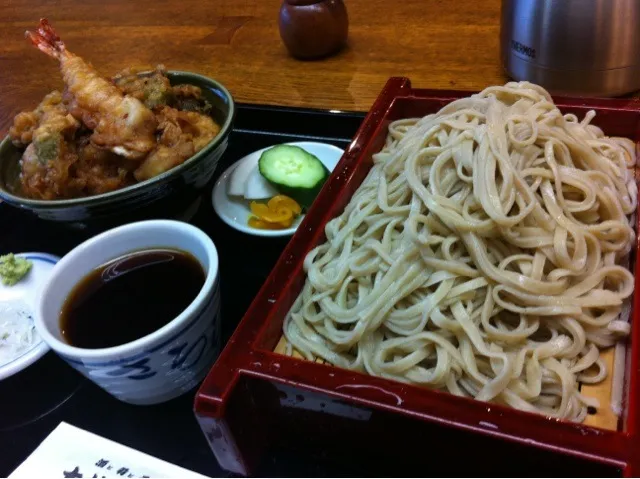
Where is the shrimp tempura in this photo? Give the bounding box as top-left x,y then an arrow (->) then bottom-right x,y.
25,19 -> 157,160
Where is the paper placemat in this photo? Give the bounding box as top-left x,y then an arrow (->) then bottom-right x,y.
9,422 -> 208,478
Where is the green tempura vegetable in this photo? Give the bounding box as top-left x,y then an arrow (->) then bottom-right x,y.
34,133 -> 61,164
0,254 -> 32,286
143,87 -> 172,110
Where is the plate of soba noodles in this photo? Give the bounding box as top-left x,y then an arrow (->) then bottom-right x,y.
281,81 -> 637,423
197,79 -> 640,472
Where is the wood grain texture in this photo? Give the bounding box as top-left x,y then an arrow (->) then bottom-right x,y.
0,0 -> 505,134
582,348 -> 618,431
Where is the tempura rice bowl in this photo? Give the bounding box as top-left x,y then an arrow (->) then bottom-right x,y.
0,71 -> 235,228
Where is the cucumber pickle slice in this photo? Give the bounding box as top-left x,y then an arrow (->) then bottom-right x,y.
258,145 -> 330,209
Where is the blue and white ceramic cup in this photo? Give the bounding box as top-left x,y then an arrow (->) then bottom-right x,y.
35,220 -> 221,405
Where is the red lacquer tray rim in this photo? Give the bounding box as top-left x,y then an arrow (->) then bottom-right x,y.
196,77 -> 640,475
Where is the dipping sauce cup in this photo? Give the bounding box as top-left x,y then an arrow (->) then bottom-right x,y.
35,220 -> 221,405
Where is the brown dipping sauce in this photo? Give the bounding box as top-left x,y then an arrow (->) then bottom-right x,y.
60,249 -> 205,349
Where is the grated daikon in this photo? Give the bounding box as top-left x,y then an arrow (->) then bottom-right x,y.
0,299 -> 39,367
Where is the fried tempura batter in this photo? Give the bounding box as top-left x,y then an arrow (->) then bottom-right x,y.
11,90 -> 82,199
113,67 -> 174,111
74,138 -> 135,195
10,19 -> 221,200
10,91 -> 77,148
27,19 -> 157,159
134,106 -> 220,181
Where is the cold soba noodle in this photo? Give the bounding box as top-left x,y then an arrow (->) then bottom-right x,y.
283,82 -> 637,422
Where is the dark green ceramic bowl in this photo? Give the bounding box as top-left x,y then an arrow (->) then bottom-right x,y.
0,71 -> 235,229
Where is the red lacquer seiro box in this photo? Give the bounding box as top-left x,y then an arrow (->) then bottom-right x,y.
195,77 -> 640,476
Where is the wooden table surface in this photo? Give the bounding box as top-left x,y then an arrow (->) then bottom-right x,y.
0,0 -> 505,134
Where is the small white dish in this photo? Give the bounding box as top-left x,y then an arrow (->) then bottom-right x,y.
35,220 -> 221,405
212,141 -> 344,237
0,252 -> 60,381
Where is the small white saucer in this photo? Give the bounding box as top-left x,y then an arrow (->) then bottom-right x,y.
212,141 -> 344,237
0,252 -> 60,381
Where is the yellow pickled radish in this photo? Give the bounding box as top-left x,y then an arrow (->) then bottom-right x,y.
248,195 -> 302,230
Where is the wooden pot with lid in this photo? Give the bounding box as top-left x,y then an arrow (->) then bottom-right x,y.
278,0 -> 349,60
